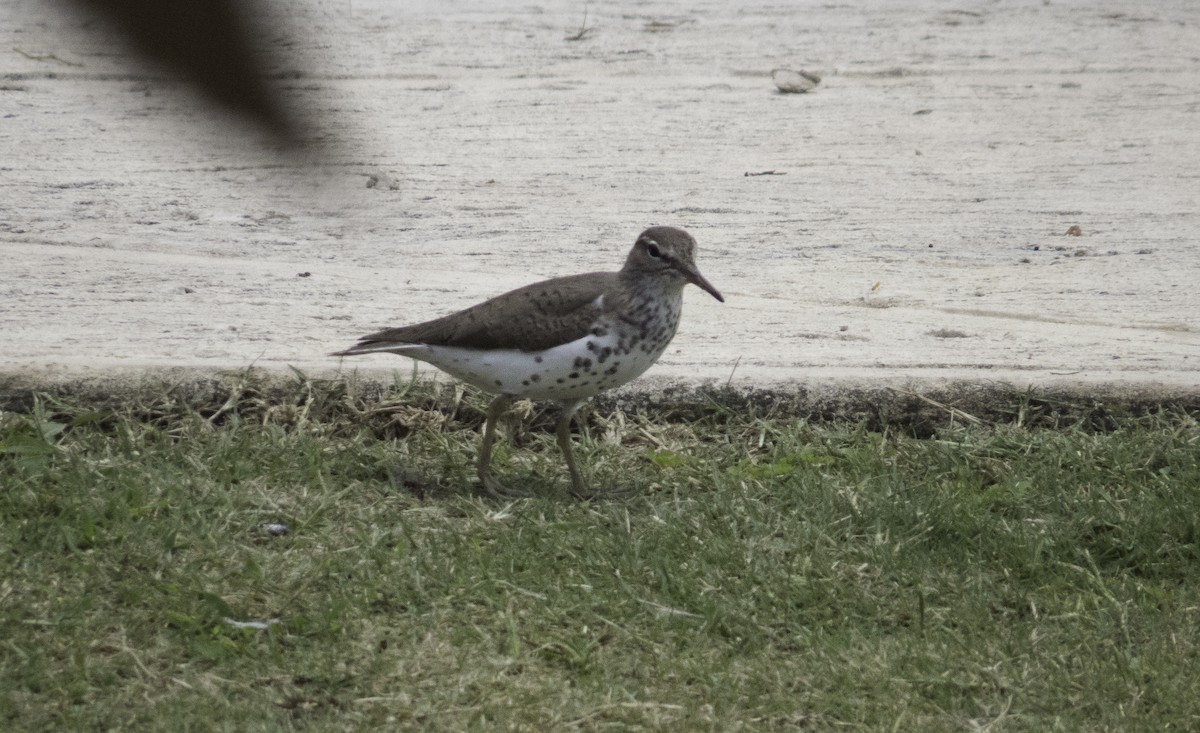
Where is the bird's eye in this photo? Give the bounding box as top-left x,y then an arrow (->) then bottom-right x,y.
646,242 -> 662,258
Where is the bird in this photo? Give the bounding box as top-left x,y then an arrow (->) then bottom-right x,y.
332,226 -> 724,498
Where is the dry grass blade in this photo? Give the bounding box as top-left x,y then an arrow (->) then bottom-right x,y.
888,386 -> 983,425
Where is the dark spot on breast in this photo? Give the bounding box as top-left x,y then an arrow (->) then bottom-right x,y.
494,379 -> 503,386
591,326 -> 608,337
535,356 -> 543,363
605,365 -> 619,376
569,372 -> 579,379
522,380 -> 530,387
586,341 -> 596,352
530,374 -> 541,382
557,378 -> 565,384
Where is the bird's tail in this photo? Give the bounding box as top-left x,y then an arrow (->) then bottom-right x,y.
330,341 -> 426,358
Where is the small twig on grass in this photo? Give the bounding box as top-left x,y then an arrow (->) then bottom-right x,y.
887,386 -> 983,425
566,702 -> 685,727
637,598 -> 700,618
222,618 -> 282,630
207,380 -> 246,426
495,579 -> 547,600
636,426 -> 666,450
119,628 -> 155,680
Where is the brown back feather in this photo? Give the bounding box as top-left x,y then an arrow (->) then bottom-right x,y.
356,271 -> 618,352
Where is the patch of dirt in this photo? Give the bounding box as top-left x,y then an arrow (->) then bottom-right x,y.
3,369 -> 1196,438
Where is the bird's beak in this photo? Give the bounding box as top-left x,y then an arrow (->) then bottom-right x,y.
682,266 -> 724,303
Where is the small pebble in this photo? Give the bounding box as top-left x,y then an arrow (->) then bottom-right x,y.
262,523 -> 289,536
366,172 -> 400,190
772,68 -> 821,93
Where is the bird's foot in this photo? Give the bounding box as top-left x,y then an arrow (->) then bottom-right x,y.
479,472 -> 536,500
568,481 -> 639,501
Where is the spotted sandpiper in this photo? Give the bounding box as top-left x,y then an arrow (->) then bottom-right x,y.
332,226 -> 724,498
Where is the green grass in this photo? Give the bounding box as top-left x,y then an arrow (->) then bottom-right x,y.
2,372 -> 1199,731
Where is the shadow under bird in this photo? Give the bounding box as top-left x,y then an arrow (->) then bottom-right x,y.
332,226 -> 724,498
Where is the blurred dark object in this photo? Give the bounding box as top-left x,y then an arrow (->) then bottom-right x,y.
73,0 -> 300,142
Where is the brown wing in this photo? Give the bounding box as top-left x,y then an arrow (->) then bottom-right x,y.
355,271 -> 618,352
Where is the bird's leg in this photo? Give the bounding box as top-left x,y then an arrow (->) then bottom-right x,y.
557,400 -> 638,499
555,399 -> 589,498
477,394 -> 526,499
